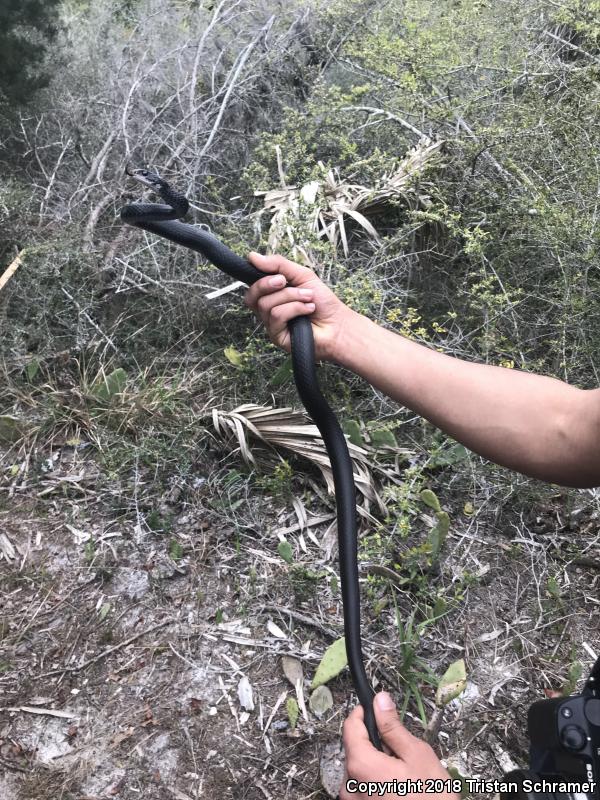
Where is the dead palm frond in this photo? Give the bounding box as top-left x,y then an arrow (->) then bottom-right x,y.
253,137 -> 445,264
211,404 -> 411,520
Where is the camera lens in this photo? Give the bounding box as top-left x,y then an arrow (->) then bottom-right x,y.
559,724 -> 587,751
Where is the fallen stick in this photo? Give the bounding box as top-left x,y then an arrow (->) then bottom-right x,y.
2,706 -> 78,720
36,618 -> 173,678
0,250 -> 25,293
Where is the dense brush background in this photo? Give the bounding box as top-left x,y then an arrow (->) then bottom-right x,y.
1,1 -> 599,799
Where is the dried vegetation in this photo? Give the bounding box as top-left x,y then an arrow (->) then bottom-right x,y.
1,0 -> 600,798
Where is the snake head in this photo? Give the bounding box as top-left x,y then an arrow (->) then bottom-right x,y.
125,163 -> 163,189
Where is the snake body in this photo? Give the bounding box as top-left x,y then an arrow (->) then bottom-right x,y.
120,169 -> 381,748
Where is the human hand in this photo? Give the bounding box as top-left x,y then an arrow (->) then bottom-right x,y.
341,692 -> 460,800
244,252 -> 355,362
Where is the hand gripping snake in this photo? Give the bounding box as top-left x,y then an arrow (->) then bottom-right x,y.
120,166 -> 382,749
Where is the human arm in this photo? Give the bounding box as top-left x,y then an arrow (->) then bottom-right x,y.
335,310 -> 600,489
245,252 -> 600,489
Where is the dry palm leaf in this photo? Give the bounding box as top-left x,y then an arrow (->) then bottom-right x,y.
254,136 -> 444,263
212,404 -> 409,520
0,532 -> 16,561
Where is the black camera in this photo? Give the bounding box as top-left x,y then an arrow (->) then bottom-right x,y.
501,657 -> 600,799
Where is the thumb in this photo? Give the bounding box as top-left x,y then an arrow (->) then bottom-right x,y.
373,692 -> 421,759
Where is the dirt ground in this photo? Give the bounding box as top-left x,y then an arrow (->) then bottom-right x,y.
1,438 -> 599,800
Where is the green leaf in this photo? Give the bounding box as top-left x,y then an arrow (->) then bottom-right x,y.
546,576 -> 561,598
25,358 -> 40,381
309,685 -> 333,717
277,539 -> 294,564
169,539 -> 184,561
428,511 -> 450,559
92,368 -> 127,402
84,538 -> 95,564
429,443 -> 468,468
369,428 -> 396,449
436,658 -> 467,706
343,419 -> 363,447
563,660 -> 583,695
286,696 -> 299,730
0,416 -> 25,444
99,603 -> 111,621
420,489 -> 441,513
311,637 -> 348,689
432,595 -> 447,619
269,357 -> 293,387
224,346 -> 244,368
447,766 -> 470,799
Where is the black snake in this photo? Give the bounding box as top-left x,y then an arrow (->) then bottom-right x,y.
120,166 -> 382,748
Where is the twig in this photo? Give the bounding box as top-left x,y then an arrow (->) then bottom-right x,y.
167,789 -> 195,800
0,756 -> 28,774
36,619 -> 173,678
60,287 -> 119,353
261,604 -> 340,639
488,733 -> 520,774
340,105 -> 425,139
205,280 -> 245,299
2,706 -> 78,719
571,557 -> 600,570
543,30 -> 600,65
455,116 -> 516,185
0,250 -> 25,293
199,17 -> 274,159
424,705 -> 445,746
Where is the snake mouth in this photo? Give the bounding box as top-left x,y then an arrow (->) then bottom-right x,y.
125,162 -> 161,187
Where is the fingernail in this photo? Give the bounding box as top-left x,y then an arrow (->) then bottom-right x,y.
305,303 -> 315,311
376,692 -> 395,711
269,276 -> 285,287
299,288 -> 313,297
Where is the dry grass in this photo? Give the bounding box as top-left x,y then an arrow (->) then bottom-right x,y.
254,138 -> 444,264
211,403 -> 412,519
1,406 -> 599,799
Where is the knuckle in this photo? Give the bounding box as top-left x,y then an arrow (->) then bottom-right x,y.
256,296 -> 269,313
270,306 -> 284,322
